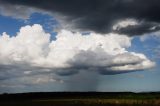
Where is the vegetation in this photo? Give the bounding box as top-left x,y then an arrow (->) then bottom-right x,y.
0,92 -> 160,106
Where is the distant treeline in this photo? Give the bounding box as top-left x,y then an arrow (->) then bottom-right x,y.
0,92 -> 160,101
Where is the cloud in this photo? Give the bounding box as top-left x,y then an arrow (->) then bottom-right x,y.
140,30 -> 160,41
0,24 -> 155,78
69,50 -> 155,75
113,20 -> 160,36
17,74 -> 64,85
1,0 -> 160,36
113,19 -> 138,31
0,74 -> 64,91
0,2 -> 36,19
0,1 -> 52,20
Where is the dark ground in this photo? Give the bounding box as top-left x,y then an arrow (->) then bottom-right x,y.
0,92 -> 160,106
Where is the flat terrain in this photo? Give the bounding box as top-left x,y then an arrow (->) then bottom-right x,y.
0,92 -> 160,106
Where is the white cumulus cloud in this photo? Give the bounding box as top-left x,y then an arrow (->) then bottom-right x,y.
0,24 -> 155,76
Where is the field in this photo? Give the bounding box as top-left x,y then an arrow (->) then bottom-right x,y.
0,92 -> 160,106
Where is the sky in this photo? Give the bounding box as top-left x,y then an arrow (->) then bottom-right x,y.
0,0 -> 160,93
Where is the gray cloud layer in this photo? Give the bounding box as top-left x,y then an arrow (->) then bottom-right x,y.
1,0 -> 160,36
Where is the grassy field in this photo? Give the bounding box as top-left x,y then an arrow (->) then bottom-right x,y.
0,92 -> 160,106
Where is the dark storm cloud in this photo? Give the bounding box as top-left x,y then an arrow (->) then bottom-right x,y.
1,0 -> 160,36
